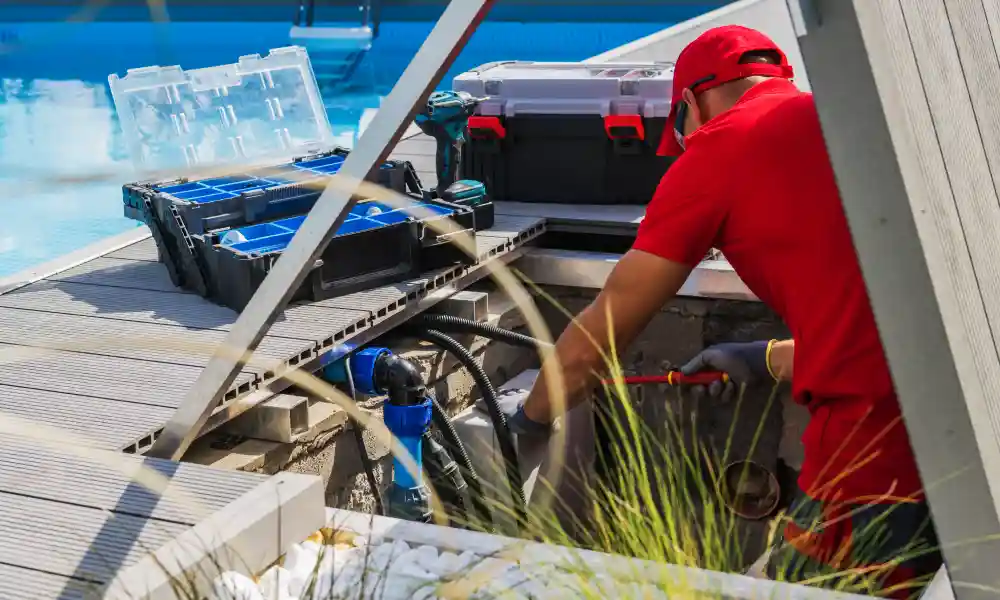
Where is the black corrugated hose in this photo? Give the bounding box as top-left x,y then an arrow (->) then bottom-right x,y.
412,328 -> 528,526
428,396 -> 494,529
413,313 -> 552,351
345,357 -> 386,516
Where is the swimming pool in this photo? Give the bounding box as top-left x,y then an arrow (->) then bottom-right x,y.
0,20 -> 679,277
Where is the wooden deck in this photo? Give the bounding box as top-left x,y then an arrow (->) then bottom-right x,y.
0,431 -> 320,599
0,214 -> 544,455
0,128 -> 751,598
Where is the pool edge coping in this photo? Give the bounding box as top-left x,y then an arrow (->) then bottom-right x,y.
0,124 -> 429,299
0,225 -> 152,296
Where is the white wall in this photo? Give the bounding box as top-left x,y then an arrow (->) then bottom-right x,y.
587,0 -> 810,92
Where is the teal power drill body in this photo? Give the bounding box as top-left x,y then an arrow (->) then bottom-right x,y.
415,91 -> 485,196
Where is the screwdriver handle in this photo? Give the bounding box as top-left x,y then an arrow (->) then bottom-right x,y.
666,371 -> 729,386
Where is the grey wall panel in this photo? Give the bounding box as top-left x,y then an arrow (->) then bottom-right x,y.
797,0 -> 1000,594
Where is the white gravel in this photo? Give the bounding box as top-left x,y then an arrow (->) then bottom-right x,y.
209,536 -> 670,599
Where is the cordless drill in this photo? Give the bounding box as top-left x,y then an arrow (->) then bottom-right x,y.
415,90 -> 485,196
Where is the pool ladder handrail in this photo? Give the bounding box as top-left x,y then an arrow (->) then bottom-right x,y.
295,0 -> 381,38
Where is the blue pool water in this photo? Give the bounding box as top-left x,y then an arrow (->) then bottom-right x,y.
0,20 -> 679,277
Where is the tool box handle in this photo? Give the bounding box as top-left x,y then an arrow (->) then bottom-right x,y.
489,61 -> 674,70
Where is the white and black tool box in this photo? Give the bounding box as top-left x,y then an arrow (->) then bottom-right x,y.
109,46 -> 493,312
453,61 -> 674,205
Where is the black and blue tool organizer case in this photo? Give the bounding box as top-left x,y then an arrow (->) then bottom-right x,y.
109,46 -> 493,312
124,151 -> 490,312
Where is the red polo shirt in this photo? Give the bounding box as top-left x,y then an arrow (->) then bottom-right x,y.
633,78 -> 923,503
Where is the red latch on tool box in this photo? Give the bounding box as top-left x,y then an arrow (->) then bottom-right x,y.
604,115 -> 645,140
468,116 -> 507,140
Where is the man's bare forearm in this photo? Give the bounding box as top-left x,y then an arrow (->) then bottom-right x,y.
518,250 -> 693,425
769,339 -> 794,381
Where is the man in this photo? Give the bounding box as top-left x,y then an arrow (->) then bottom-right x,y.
503,25 -> 942,597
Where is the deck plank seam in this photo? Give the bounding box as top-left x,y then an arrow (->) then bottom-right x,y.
37,278 -> 195,297
0,381 -> 178,412
0,488 -> 206,531
0,303 -> 322,346
0,342 -> 264,392
0,304 -> 320,370
0,560 -> 102,587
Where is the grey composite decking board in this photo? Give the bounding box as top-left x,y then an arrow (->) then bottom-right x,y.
391,152 -> 436,174
0,345 -> 255,408
0,385 -> 173,450
49,257 -> 182,293
478,215 -> 547,240
0,279 -> 365,344
0,216 -> 543,452
0,491 -> 188,582
392,135 -> 436,157
0,564 -> 97,600
494,201 -> 645,227
0,430 -> 269,598
0,432 -> 264,524
392,133 -> 436,187
416,170 -> 437,187
0,306 -> 312,374
475,233 -> 507,260
311,277 -> 434,314
475,218 -> 545,259
106,238 -> 159,262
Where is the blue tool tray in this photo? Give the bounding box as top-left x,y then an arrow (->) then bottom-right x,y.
123,147 -> 420,233
194,197 -> 477,312
123,147 -> 426,296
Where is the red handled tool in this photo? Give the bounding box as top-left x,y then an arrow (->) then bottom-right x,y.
601,371 -> 729,386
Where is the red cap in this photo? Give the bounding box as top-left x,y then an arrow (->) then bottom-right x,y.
657,25 -> 794,157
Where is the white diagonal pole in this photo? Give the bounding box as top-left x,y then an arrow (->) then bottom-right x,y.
148,0 -> 497,461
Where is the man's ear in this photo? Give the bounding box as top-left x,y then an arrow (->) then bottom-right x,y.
681,88 -> 704,131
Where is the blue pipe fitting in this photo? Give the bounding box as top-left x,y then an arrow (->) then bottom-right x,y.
383,397 -> 432,489
384,396 -> 434,522
322,346 -> 389,396
321,346 -> 434,522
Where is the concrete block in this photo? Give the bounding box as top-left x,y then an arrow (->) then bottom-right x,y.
779,391 -> 809,471
625,309 -> 705,372
428,289 -> 490,322
220,395 -> 349,444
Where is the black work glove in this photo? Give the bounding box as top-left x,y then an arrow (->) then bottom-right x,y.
680,340 -> 772,400
489,388 -> 553,437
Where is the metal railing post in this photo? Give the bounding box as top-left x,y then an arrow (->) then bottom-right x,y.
147,0 -> 497,461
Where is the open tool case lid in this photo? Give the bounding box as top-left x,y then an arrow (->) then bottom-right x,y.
109,46 -> 334,173
453,61 -> 675,118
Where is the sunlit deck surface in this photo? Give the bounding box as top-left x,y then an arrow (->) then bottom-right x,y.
0,128 -> 748,598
